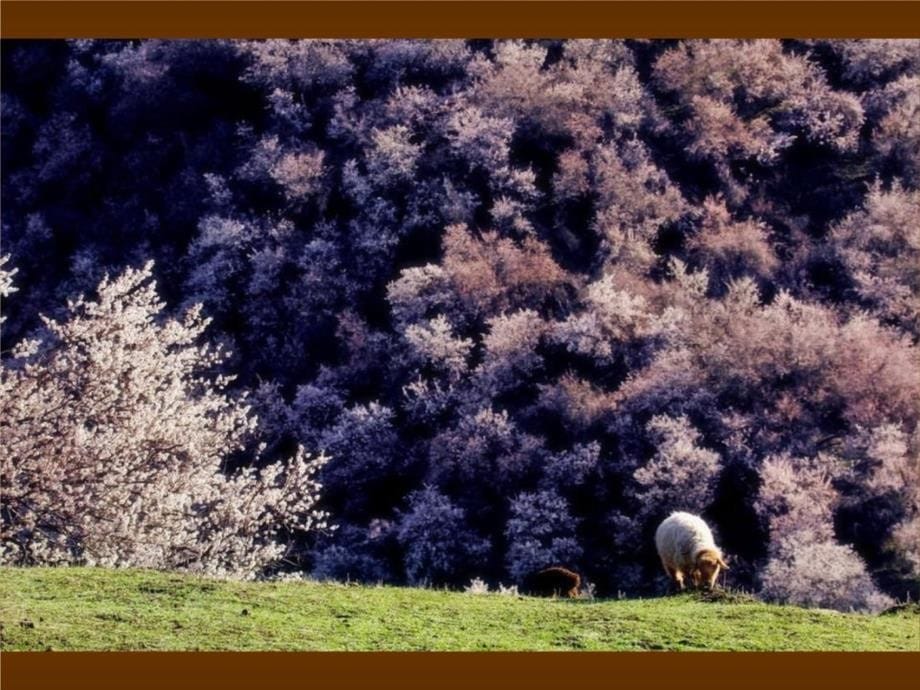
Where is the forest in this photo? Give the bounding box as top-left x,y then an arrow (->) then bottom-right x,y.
1,39 -> 918,613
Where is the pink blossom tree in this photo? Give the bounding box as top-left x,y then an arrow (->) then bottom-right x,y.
0,262 -> 329,577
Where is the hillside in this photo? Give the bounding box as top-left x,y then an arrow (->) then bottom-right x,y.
1,568 -> 917,651
4,40 -> 920,613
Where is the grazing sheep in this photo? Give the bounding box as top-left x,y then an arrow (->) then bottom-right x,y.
655,512 -> 728,591
522,566 -> 581,598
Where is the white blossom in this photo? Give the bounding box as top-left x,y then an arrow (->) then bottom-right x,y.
0,263 -> 329,578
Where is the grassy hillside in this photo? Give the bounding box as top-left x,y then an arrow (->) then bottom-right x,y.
1,567 -> 917,651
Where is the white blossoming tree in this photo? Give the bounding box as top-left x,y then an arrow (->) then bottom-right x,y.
0,261 -> 329,578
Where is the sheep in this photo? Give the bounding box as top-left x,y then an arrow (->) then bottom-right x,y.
655,511 -> 728,591
522,566 -> 581,598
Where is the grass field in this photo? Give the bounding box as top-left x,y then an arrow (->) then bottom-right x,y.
1,567 -> 917,651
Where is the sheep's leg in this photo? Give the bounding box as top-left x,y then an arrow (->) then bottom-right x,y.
662,559 -> 676,586
664,565 -> 684,592
673,570 -> 686,592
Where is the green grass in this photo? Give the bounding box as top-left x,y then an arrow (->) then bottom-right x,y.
1,567 -> 917,651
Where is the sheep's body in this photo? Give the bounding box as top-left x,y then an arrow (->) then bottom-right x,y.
655,512 -> 727,590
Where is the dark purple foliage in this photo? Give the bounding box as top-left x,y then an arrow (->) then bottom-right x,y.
3,39 -> 919,608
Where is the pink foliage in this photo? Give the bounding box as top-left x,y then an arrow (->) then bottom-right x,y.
0,263 -> 329,577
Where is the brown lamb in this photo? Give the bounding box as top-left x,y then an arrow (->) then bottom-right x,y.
522,566 -> 582,598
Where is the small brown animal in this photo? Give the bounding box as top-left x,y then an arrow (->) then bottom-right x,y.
522,566 -> 581,598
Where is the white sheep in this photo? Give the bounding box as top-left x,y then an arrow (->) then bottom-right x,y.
655,511 -> 728,591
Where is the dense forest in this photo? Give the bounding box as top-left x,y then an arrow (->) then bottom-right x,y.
1,39 -> 918,612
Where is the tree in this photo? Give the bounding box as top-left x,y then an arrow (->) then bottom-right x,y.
0,262 -> 328,577
397,486 -> 490,585
687,196 -> 777,286
317,401 -> 401,520
505,489 -> 582,582
633,415 -> 722,517
831,181 -> 920,336
755,455 -> 893,613
823,40 -> 920,87
440,224 -> 571,319
477,309 -> 547,391
653,40 -> 864,203
872,77 -> 920,186
590,140 -> 686,273
0,254 -> 18,331
404,314 -> 473,382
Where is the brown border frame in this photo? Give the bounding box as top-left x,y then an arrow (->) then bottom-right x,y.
3,651 -> 920,689
1,1 -> 919,687
1,1 -> 920,39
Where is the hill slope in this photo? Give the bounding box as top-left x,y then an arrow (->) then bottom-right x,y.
1,567 -> 917,651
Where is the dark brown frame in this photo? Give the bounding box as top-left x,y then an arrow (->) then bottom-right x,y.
2,2 -> 919,687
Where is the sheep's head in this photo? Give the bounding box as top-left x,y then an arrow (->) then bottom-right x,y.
693,549 -> 728,589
